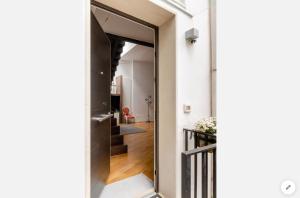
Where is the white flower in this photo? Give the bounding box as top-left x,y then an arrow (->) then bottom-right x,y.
194,117 -> 217,134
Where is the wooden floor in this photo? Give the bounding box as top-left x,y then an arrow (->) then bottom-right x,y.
106,122 -> 154,184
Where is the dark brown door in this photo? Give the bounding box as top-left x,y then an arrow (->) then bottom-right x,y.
90,11 -> 111,198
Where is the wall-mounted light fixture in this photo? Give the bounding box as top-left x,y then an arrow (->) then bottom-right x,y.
185,28 -> 199,44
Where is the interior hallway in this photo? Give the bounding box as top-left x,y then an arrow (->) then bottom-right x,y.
106,122 -> 154,184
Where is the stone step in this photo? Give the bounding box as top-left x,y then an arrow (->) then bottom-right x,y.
111,125 -> 120,135
111,117 -> 117,127
111,134 -> 124,146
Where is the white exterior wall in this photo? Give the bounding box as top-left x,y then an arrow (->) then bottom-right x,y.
210,0 -> 217,117
158,17 -> 177,198
176,1 -> 212,197
155,0 -> 212,197
177,0 -> 211,130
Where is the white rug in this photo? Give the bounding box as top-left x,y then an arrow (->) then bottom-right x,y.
99,174 -> 154,198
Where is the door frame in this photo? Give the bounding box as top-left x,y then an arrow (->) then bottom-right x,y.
91,0 -> 160,192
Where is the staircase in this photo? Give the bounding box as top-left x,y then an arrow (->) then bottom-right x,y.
111,117 -> 128,156
107,33 -> 128,156
108,34 -> 125,81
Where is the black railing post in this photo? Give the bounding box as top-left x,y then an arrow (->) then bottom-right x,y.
202,151 -> 208,198
185,129 -> 188,151
194,133 -> 198,198
213,148 -> 217,198
182,153 -> 191,198
182,129 -> 216,198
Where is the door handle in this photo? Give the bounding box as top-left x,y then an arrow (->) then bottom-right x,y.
91,113 -> 113,123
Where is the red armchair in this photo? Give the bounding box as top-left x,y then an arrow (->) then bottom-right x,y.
122,107 -> 135,124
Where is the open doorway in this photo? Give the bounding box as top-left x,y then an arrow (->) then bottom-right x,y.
90,3 -> 158,198
109,42 -> 155,183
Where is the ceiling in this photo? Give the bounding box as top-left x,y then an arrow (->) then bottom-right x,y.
121,43 -> 154,63
92,5 -> 155,44
95,0 -> 174,26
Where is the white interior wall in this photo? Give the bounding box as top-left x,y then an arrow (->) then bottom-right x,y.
132,61 -> 154,122
115,60 -> 154,122
115,61 -> 133,112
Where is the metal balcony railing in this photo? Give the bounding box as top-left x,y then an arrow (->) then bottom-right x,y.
182,129 -> 217,198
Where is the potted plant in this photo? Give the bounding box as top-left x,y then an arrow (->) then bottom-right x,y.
195,117 -> 217,135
